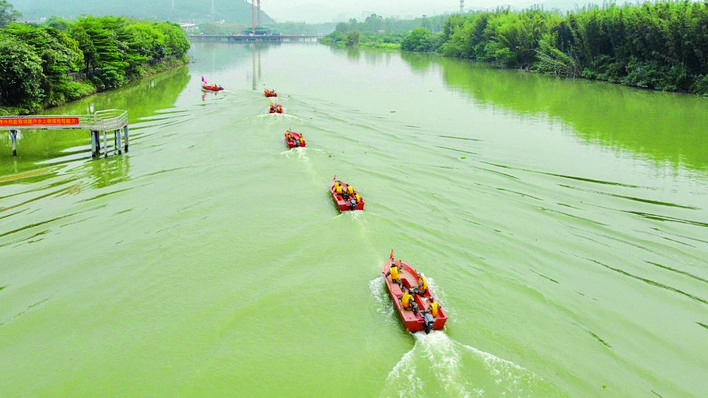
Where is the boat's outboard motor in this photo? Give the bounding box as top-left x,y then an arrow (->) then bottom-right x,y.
349,198 -> 356,210
422,312 -> 435,334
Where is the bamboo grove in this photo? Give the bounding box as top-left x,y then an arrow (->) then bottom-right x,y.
402,1 -> 708,94
0,15 -> 190,113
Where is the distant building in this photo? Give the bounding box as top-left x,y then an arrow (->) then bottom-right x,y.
179,23 -> 198,33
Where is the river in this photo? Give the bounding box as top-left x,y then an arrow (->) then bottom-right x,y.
1,41 -> 706,397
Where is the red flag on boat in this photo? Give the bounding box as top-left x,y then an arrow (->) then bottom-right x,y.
332,175 -> 337,181
389,249 -> 394,260
201,76 -> 206,83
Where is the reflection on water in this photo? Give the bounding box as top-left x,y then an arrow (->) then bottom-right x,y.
86,155 -> 130,189
399,55 -> 708,174
0,67 -> 190,177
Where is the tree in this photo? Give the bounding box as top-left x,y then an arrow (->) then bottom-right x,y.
155,22 -> 190,59
0,0 -> 20,28
71,16 -> 127,89
0,23 -> 83,106
402,28 -> 436,52
346,30 -> 360,47
0,38 -> 44,111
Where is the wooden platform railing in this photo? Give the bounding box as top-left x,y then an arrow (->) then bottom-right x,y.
1,109 -> 129,158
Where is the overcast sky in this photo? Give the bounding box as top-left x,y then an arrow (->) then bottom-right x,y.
257,0 -> 536,23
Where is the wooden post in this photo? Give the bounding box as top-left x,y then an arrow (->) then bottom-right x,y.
91,130 -> 100,158
114,129 -> 121,155
123,125 -> 129,153
10,129 -> 17,156
102,131 -> 107,158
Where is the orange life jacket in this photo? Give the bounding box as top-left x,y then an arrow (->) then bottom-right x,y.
401,291 -> 412,308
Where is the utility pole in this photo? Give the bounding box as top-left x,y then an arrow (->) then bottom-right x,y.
460,0 -> 464,14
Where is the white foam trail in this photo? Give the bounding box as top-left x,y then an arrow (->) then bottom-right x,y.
384,347 -> 425,397
456,341 -> 539,393
381,332 -> 479,398
369,276 -> 394,317
294,147 -> 308,160
380,332 -> 552,397
418,332 -> 476,397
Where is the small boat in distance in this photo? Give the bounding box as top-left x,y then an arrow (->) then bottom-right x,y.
201,76 -> 223,92
382,250 -> 447,334
202,84 -> 224,92
269,102 -> 283,113
264,89 -> 277,97
284,130 -> 305,148
328,176 -> 364,211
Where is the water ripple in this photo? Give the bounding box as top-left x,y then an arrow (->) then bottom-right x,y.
589,258 -> 707,305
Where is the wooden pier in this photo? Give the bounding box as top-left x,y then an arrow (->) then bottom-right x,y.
1,109 -> 128,159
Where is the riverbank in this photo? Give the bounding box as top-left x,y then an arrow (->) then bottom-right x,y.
1,57 -> 189,116
0,17 -> 190,114
324,2 -> 708,95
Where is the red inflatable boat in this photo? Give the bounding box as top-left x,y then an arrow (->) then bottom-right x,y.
202,84 -> 223,92
328,177 -> 364,211
284,130 -> 306,148
269,103 -> 283,113
381,251 -> 447,333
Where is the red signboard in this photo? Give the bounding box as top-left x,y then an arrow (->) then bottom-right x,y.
0,117 -> 80,126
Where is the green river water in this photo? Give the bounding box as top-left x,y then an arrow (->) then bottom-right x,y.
1,41 -> 707,397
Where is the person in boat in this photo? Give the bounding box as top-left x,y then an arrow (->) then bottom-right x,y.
426,296 -> 439,317
385,262 -> 402,287
400,288 -> 418,314
335,181 -> 343,198
412,272 -> 428,295
339,183 -> 350,200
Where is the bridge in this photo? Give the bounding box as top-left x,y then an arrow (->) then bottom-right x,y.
1,109 -> 129,159
187,1 -> 325,43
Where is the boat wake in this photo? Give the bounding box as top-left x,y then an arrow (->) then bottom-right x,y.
379,332 -> 562,398
372,272 -> 563,397
256,113 -> 300,120
369,277 -> 395,318
280,147 -> 308,160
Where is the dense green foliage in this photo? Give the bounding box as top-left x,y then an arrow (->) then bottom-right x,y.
0,37 -> 43,109
321,13 -> 448,49
0,16 -> 189,113
401,28 -> 443,52
424,1 -> 708,94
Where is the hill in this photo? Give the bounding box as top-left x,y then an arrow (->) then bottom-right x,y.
11,0 -> 274,24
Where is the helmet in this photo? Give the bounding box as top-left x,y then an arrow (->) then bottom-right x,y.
429,297 -> 434,302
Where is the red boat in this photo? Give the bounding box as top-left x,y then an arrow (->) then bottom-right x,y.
284,130 -> 306,148
381,251 -> 447,333
202,84 -> 224,92
269,103 -> 283,113
328,177 -> 364,211
264,89 -> 277,97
